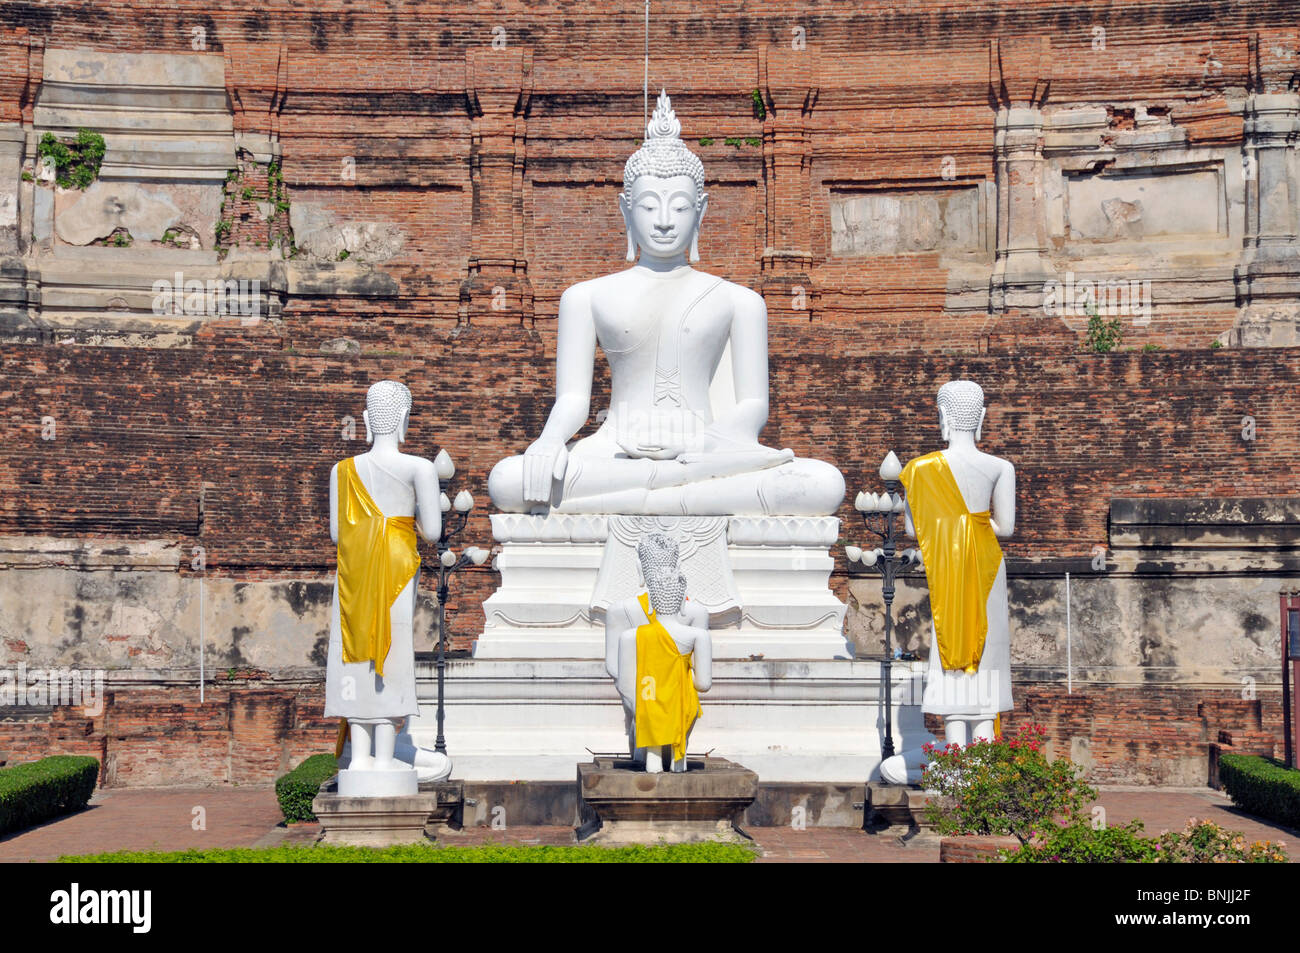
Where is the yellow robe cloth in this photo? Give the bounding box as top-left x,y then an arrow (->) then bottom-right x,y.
633,592 -> 702,763
900,451 -> 1003,674
335,456 -> 421,680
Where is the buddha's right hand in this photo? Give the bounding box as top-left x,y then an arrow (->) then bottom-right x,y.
523,439 -> 568,504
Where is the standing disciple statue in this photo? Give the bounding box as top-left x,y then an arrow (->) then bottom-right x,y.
487,91 -> 844,517
604,533 -> 712,773
880,380 -> 1015,785
325,380 -> 450,794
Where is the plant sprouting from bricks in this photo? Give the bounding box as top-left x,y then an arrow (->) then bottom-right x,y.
36,129 -> 105,190
218,152 -> 295,260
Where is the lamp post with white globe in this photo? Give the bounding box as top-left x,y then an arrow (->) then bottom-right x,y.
844,450 -> 923,761
430,448 -> 490,756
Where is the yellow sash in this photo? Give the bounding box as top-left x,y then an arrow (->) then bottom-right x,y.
633,592 -> 702,763
336,456 -> 421,680
900,451 -> 1003,673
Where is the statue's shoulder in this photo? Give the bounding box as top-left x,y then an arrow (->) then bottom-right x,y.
397,452 -> 436,477
719,277 -> 764,312
682,598 -> 708,628
558,276 -> 603,310
610,592 -> 651,627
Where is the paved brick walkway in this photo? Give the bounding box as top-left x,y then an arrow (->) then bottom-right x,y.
0,786 -> 285,863
0,785 -> 1293,862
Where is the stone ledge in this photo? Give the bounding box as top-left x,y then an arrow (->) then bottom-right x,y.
576,756 -> 758,845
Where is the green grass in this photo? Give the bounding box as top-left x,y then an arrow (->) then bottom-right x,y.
60,842 -> 758,863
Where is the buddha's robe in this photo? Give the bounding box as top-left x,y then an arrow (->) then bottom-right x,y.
901,451 -> 1011,715
633,592 -> 702,762
324,457 -> 422,728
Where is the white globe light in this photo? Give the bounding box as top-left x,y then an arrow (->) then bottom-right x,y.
440,549 -> 456,567
434,449 -> 455,480
863,549 -> 879,567
854,491 -> 868,512
468,547 -> 490,566
876,494 -> 893,514
845,545 -> 862,563
454,490 -> 474,513
439,492 -> 451,513
879,450 -> 902,482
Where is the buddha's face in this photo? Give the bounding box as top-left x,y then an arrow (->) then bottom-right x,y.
619,174 -> 707,262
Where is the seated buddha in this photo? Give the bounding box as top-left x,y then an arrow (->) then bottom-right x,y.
488,91 -> 844,517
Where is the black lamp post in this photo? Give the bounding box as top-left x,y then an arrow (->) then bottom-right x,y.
428,449 -> 489,756
844,451 -> 922,761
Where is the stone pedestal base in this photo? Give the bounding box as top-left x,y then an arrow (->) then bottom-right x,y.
576,757 -> 758,845
476,513 -> 850,659
313,788 -> 435,847
337,766 -> 418,798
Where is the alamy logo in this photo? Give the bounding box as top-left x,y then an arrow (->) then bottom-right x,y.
0,663 -> 105,716
49,883 -> 151,933
152,272 -> 261,321
1043,271 -> 1152,325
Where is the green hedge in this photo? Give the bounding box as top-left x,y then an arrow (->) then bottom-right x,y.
1219,753 -> 1300,829
0,755 -> 100,837
275,753 -> 338,823
61,842 -> 758,863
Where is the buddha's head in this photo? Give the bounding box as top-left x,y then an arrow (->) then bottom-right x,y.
637,532 -> 687,615
619,90 -> 708,264
363,379 -> 412,444
937,380 -> 986,442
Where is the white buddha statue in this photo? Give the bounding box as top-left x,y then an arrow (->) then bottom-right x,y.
879,380 -> 1015,785
604,532 -> 712,773
488,91 -> 844,517
325,380 -> 452,794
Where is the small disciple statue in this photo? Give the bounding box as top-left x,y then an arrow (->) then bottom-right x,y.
880,381 -> 1015,785
604,533 -> 713,773
325,380 -> 451,794
487,91 -> 844,517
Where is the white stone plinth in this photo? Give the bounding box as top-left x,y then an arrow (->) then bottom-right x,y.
476,513 -> 851,659
337,766 -> 419,798
410,657 -> 933,783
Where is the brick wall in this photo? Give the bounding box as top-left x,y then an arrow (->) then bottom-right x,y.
1,1 -> 1298,785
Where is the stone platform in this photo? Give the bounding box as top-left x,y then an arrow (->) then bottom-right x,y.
408,657 -> 933,783
576,757 -> 758,845
312,779 -> 463,846
476,513 -> 851,659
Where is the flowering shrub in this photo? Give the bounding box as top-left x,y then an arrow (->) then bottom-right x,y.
922,723 -> 1096,844
1006,819 -> 1157,863
1007,817 -> 1287,863
1152,818 -> 1287,863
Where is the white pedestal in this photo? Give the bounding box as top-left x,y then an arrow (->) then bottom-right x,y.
337,766 -> 419,798
476,513 -> 851,659
410,657 -> 934,783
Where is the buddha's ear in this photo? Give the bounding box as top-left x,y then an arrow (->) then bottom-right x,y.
938,406 -> 949,443
690,192 -> 709,263
976,406 -> 986,442
363,409 -> 374,445
398,408 -> 410,444
618,192 -> 636,262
